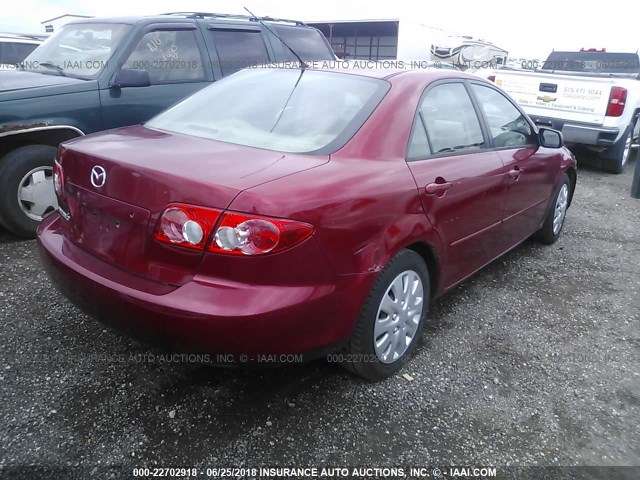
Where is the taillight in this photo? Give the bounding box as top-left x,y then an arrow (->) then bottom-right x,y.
154,205 -> 315,255
53,160 -> 64,198
154,204 -> 221,250
606,87 -> 627,117
487,75 -> 496,82
210,211 -> 314,256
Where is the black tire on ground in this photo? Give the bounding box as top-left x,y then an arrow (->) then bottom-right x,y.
341,249 -> 430,382
534,174 -> 571,245
599,125 -> 633,174
0,145 -> 58,238
630,122 -> 640,164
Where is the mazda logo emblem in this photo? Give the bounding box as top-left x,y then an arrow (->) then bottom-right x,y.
90,166 -> 106,188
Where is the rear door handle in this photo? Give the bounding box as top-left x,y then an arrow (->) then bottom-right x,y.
425,181 -> 452,195
508,166 -> 521,179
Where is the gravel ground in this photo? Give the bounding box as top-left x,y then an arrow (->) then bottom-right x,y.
0,158 -> 639,479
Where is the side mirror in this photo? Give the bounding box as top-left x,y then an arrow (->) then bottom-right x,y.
539,127 -> 563,148
110,69 -> 151,88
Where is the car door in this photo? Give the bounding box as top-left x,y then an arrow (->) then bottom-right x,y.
99,23 -> 213,130
406,81 -> 508,288
468,82 -> 561,246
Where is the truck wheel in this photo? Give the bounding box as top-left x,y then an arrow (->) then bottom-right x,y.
600,126 -> 632,174
0,145 -> 58,238
341,249 -> 429,381
631,120 -> 640,164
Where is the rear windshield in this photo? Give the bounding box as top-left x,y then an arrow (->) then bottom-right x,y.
146,68 -> 390,154
541,51 -> 640,74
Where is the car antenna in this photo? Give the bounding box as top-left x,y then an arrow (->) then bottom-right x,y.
244,6 -> 309,70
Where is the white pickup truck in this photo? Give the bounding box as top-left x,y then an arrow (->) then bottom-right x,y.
489,50 -> 640,173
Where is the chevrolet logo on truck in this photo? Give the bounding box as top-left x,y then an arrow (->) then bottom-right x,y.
537,95 -> 557,103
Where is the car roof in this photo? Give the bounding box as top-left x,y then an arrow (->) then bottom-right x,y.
66,12 -> 313,27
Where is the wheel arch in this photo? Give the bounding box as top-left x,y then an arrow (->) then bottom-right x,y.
404,241 -> 441,300
565,166 -> 577,207
631,108 -> 640,140
0,126 -> 84,160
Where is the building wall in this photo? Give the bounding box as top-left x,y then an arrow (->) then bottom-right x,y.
308,21 -> 399,60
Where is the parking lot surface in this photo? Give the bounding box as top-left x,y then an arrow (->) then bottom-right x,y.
1,160 -> 639,477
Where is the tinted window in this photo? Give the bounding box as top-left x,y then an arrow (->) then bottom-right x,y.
123,30 -> 205,83
542,51 -> 640,74
420,83 -> 485,154
147,69 -> 389,154
0,42 -> 37,64
210,29 -> 270,76
13,43 -> 38,62
471,84 -> 536,148
269,25 -> 334,61
0,42 -> 15,64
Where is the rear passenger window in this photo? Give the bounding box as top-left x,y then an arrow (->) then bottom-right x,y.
419,83 -> 485,154
209,29 -> 270,76
470,84 -> 536,148
123,30 -> 205,84
269,25 -> 334,61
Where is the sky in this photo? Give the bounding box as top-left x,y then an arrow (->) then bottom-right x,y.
3,0 -> 639,59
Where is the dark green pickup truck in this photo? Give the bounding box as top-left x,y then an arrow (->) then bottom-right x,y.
0,12 -> 334,237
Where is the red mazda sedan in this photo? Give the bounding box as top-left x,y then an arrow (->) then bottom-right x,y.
37,66 -> 576,380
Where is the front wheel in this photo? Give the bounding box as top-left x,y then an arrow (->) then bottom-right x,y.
0,145 -> 58,238
341,249 -> 430,381
534,174 -> 571,245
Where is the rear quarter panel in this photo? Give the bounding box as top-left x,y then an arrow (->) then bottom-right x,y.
228,71 -> 456,286
228,156 -> 440,277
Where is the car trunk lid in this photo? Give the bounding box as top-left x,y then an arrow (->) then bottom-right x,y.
58,125 -> 328,285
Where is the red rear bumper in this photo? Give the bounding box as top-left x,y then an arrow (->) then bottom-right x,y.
37,214 -> 375,357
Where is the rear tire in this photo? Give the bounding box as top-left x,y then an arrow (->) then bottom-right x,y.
600,126 -> 632,174
534,174 -> 570,245
341,249 -> 430,382
0,145 -> 58,238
